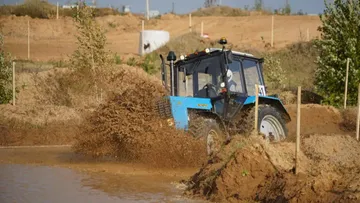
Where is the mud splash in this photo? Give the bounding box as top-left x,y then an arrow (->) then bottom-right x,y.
73,67 -> 207,168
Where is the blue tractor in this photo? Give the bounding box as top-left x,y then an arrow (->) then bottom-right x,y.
157,38 -> 291,156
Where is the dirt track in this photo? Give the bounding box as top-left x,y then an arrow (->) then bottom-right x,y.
1,15 -> 321,61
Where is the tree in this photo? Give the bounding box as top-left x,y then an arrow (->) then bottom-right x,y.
204,0 -> 218,8
254,0 -> 263,11
0,34 -> 13,104
283,0 -> 291,15
70,5 -> 112,83
315,0 -> 360,106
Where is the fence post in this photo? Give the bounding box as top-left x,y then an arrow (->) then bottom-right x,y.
344,58 -> 350,109
56,2 -> 59,20
306,28 -> 310,42
271,15 -> 274,47
201,21 -> 204,37
189,13 -> 192,32
28,20 -> 30,60
12,62 -> 16,106
254,84 -> 259,132
295,86 -> 301,174
356,83 -> 360,141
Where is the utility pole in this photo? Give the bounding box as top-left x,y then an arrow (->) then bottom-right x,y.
172,2 -> 175,14
146,0 -> 150,20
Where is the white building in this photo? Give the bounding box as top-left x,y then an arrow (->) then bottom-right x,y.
123,5 -> 131,13
147,10 -> 160,18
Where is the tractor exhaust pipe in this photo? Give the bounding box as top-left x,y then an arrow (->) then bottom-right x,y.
160,54 -> 168,90
167,51 -> 177,96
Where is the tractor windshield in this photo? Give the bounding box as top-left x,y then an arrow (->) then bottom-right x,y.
177,55 -> 223,97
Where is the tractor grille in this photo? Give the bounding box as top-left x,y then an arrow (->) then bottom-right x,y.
156,97 -> 172,119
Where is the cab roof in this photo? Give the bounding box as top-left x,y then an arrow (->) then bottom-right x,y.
174,47 -> 262,66
208,48 -> 254,57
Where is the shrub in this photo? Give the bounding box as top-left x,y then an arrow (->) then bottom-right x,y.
13,0 -> 56,19
126,57 -> 137,67
114,53 -> 122,64
140,53 -> 157,75
0,34 -> 13,104
263,54 -> 286,90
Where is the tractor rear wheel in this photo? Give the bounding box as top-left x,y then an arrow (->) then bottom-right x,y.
236,104 -> 288,142
188,115 -> 226,156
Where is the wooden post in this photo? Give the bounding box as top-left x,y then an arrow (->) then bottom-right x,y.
141,20 -> 144,56
271,15 -> 274,47
189,13 -> 192,32
201,21 -> 204,37
76,5 -> 79,18
56,2 -> 59,20
356,83 -> 360,141
344,58 -> 350,109
306,28 -> 310,42
254,84 -> 259,132
27,20 -> 30,60
295,86 -> 301,174
12,62 -> 16,106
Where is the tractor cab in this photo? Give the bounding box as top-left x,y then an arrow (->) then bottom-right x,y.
160,38 -> 267,120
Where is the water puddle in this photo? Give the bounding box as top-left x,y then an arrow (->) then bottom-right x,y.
0,164 -> 206,203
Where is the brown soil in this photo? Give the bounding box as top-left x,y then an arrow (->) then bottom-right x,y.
185,134 -> 360,203
285,104 -> 346,140
1,15 -> 321,61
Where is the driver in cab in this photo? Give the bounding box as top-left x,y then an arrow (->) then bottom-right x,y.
226,69 -> 237,92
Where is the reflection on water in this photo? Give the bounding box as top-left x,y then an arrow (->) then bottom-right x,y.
0,164 -> 205,203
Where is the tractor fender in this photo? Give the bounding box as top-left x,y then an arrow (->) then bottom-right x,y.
243,96 -> 291,122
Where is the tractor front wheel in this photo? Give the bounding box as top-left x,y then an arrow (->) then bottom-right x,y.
188,116 -> 226,156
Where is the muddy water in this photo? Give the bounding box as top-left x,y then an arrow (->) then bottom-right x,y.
0,147 -> 206,203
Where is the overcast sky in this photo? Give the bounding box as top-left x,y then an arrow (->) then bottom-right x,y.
2,0 -> 327,15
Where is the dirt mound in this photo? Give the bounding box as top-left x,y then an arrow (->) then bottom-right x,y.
190,6 -> 250,17
73,66 -> 207,168
160,13 -> 181,20
258,135 -> 360,202
185,134 -> 360,202
286,104 -> 346,140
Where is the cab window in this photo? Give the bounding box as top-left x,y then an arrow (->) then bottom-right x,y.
226,60 -> 244,93
243,59 -> 261,96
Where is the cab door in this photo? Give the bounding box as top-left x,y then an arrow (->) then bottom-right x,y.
222,56 -> 247,120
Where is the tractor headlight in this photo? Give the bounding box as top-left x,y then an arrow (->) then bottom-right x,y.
180,55 -> 185,60
220,82 -> 225,88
